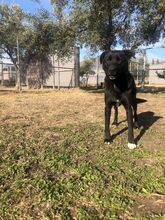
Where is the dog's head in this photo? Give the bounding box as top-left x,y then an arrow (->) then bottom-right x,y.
100,50 -> 135,80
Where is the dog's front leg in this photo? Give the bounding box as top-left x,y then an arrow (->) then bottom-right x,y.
104,104 -> 112,144
124,101 -> 137,149
112,104 -> 118,126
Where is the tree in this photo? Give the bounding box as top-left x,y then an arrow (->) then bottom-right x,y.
0,48 -> 2,59
50,0 -> 76,59
0,5 -> 53,88
23,10 -> 57,88
23,10 -> 56,60
80,58 -> 95,86
0,3 -> 76,89
134,0 -> 165,46
0,4 -> 25,69
51,0 -> 165,52
80,58 -> 94,76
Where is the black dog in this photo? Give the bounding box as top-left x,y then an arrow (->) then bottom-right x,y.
100,50 -> 139,149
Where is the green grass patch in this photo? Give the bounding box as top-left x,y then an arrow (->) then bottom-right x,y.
0,121 -> 164,219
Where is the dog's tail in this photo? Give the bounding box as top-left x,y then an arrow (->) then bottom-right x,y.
136,98 -> 147,104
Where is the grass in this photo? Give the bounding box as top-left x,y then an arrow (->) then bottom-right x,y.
0,88 -> 165,220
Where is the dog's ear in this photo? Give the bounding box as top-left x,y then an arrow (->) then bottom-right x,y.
100,51 -> 108,64
123,50 -> 135,60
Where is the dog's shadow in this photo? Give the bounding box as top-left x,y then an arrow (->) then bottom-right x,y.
135,111 -> 163,143
111,111 -> 163,143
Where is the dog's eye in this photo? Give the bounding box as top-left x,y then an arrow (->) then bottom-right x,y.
108,55 -> 112,61
116,56 -> 121,61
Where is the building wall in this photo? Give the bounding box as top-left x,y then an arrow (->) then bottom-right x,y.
0,47 -> 80,88
84,56 -> 138,86
85,55 -> 165,86
45,47 -> 80,88
149,62 -> 165,84
0,62 -> 16,85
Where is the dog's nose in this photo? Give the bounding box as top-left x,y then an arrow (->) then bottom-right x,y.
108,64 -> 117,73
108,73 -> 116,77
109,66 -> 117,71
108,69 -> 117,75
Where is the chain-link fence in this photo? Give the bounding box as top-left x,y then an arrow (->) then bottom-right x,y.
0,62 -> 17,86
0,62 -> 77,89
0,47 -> 80,89
129,60 -> 149,86
80,55 -> 165,88
46,65 -> 75,89
1,51 -> 165,89
148,63 -> 165,85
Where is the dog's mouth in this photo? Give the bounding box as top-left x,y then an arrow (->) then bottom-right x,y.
109,76 -> 116,80
108,71 -> 117,80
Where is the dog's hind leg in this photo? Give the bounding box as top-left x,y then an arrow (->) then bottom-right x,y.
112,104 -> 118,126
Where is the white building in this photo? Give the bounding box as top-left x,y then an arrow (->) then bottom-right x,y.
0,62 -> 16,86
45,47 -> 80,88
0,47 -> 80,88
148,61 -> 165,84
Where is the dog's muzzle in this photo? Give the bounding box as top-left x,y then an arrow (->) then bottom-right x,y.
108,72 -> 117,80
108,68 -> 117,80
109,75 -> 116,80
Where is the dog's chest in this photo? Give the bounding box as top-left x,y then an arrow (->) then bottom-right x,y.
105,86 -> 121,104
111,84 -> 122,100
105,78 -> 129,104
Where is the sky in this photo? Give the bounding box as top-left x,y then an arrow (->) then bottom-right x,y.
0,0 -> 52,13
1,0 -> 165,62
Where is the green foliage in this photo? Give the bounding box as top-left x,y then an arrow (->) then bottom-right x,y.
51,0 -> 69,18
50,0 -> 76,59
0,4 -> 75,67
80,58 -> 95,77
26,10 -> 56,60
0,5 -> 55,63
0,4 -> 25,67
51,0 -> 165,51
134,0 -> 165,44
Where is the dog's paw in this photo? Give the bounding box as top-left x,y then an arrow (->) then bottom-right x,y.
128,143 -> 137,149
104,139 -> 112,145
134,122 -> 140,129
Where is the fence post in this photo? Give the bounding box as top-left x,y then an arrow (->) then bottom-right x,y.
52,55 -> 55,89
1,62 -> 4,86
129,61 -> 132,72
71,69 -> 74,88
148,68 -> 151,85
74,47 -> 80,87
141,51 -> 146,90
96,74 -> 99,88
136,63 -> 139,85
53,67 -> 56,90
40,61 -> 44,89
26,64 -> 29,89
16,36 -> 22,92
58,59 -> 60,90
96,56 -> 99,88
